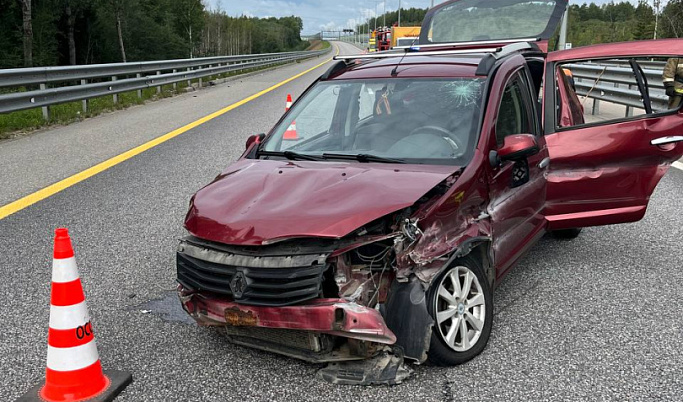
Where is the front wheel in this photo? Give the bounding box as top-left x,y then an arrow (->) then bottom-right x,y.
427,255 -> 493,366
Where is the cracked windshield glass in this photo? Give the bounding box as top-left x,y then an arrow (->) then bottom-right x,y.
262,78 -> 484,163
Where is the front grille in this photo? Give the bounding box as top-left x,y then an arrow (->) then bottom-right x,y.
225,326 -> 329,353
177,252 -> 326,307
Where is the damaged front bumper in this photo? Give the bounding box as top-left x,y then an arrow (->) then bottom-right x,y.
179,285 -> 397,361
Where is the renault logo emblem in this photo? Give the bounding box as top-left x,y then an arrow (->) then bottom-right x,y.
230,272 -> 247,298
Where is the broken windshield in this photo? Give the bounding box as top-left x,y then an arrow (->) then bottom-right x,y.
260,78 -> 485,165
421,0 -> 564,44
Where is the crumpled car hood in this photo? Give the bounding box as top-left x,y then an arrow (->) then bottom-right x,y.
184,159 -> 461,246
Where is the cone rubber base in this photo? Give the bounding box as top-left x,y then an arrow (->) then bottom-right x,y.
18,370 -> 132,402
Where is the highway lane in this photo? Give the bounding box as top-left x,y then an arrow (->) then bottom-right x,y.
2,40 -> 683,400
0,47 -> 335,209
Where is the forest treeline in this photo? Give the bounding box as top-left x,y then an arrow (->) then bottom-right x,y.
359,0 -> 683,48
0,0 -> 307,69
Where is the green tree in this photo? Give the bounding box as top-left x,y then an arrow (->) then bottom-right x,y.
0,0 -> 23,68
633,0 -> 655,40
18,0 -> 33,66
171,0 -> 204,58
660,0 -> 683,38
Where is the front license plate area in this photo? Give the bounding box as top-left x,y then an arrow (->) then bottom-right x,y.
225,307 -> 258,327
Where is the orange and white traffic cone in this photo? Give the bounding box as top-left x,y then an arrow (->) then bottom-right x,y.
18,228 -> 132,402
283,94 -> 299,141
285,93 -> 293,112
283,121 -> 299,141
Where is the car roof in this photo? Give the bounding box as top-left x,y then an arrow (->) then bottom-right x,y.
327,54 -> 486,81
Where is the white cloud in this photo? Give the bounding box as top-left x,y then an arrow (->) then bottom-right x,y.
203,0 -> 438,34
203,0 -> 644,34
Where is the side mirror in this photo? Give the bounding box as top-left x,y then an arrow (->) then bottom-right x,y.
498,134 -> 540,162
245,133 -> 266,151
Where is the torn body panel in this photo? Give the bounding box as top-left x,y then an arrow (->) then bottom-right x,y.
179,290 -> 395,343
394,153 -> 492,283
383,278 -> 434,363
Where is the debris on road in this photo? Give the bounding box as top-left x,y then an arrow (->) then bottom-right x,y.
317,348 -> 412,386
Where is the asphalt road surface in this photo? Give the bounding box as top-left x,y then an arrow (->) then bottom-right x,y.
2,41 -> 682,401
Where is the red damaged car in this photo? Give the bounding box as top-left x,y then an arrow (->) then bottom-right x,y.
177,0 -> 683,384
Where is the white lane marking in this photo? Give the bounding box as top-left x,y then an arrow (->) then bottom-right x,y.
673,161 -> 683,171
49,302 -> 90,330
52,257 -> 80,283
47,341 -> 99,371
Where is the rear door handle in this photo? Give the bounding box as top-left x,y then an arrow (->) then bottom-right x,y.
651,136 -> 683,146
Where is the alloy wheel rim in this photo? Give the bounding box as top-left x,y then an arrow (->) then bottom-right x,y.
435,265 -> 486,352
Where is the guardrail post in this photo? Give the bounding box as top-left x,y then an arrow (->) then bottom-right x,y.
40,83 -> 50,120
81,79 -> 88,113
136,74 -> 142,98
112,77 -> 118,104
172,69 -> 177,90
592,98 -> 600,115
156,71 -> 162,94
187,68 -> 191,88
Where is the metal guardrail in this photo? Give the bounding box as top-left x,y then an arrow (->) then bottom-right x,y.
566,60 -> 670,116
339,35 -> 370,51
0,48 -> 331,118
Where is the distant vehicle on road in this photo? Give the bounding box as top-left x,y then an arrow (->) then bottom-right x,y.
375,28 -> 392,52
391,26 -> 421,48
394,36 -> 419,48
176,0 -> 683,383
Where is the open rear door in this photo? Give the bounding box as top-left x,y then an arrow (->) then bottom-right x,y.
543,40 -> 683,230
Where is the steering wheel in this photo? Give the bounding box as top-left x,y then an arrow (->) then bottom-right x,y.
386,126 -> 463,159
409,125 -> 463,153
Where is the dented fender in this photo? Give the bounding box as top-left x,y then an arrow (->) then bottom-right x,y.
394,154 -> 493,283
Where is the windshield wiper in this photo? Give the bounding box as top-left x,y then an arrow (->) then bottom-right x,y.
322,153 -> 406,164
258,150 -> 323,161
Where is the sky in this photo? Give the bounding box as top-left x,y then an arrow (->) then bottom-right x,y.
205,0 -> 638,34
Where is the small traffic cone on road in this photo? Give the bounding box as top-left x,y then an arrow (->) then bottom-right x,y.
18,228 -> 132,402
285,93 -> 293,112
283,94 -> 299,141
283,121 -> 299,141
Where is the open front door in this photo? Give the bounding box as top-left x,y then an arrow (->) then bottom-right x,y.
543,40 -> 683,230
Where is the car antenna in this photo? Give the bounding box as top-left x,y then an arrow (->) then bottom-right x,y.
391,37 -> 420,77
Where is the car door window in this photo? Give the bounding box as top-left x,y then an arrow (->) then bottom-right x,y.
636,57 -> 683,113
555,56 -> 683,130
496,75 -> 532,147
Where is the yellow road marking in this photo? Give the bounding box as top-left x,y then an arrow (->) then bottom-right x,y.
0,47 -> 339,221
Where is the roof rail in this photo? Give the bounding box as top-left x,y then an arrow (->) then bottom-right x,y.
333,47 -> 499,62
333,41 -> 539,74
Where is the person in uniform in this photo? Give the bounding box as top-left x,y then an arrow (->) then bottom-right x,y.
663,57 -> 683,109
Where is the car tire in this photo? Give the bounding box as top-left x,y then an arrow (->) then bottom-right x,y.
550,228 -> 582,239
426,254 -> 493,366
